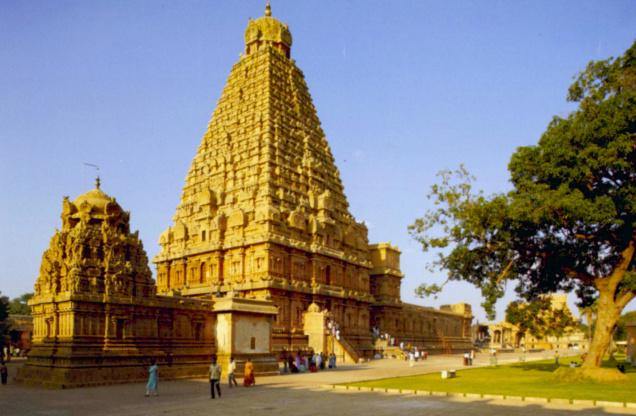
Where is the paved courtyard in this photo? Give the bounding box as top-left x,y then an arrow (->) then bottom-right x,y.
2,352 -> 634,416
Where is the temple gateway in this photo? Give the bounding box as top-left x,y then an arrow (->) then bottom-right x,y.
18,3 -> 472,387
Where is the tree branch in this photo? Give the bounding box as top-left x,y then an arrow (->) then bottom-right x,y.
607,237 -> 636,293
495,259 -> 514,284
616,289 -> 636,311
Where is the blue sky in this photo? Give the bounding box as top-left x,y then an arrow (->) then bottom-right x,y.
1,0 -> 634,322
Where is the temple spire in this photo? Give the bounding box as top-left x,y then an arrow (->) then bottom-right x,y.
265,0 -> 272,17
95,176 -> 101,190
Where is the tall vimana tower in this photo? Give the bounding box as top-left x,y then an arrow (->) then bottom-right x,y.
155,3 -> 473,356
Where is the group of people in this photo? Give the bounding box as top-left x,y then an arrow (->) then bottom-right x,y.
282,350 -> 337,373
462,350 -> 475,366
207,356 -> 254,399
404,346 -> 429,366
144,356 -> 256,398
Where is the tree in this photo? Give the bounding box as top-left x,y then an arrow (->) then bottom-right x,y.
505,297 -> 576,341
9,293 -> 33,316
409,40 -> 636,373
0,292 -> 10,358
578,301 -> 598,341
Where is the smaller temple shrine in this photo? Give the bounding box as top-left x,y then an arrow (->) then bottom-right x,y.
474,294 -> 588,351
17,179 -> 277,388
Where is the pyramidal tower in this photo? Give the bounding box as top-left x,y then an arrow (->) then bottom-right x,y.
155,3 -> 472,356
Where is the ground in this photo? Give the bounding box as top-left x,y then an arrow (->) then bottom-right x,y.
2,351 -> 634,416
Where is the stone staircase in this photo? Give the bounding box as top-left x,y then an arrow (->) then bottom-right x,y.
328,334 -> 360,364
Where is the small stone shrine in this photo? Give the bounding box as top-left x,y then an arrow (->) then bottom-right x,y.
17,179 -> 276,388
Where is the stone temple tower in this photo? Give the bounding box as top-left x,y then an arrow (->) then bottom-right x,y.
155,3 -> 374,352
155,3 -> 473,357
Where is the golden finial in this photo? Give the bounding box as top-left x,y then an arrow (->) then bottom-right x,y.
265,0 -> 272,17
95,176 -> 101,189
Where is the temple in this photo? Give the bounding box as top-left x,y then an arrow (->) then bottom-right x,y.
17,4 -> 474,387
154,3 -> 472,359
17,179 -> 277,388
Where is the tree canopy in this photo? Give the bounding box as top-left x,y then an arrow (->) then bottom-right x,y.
409,40 -> 636,370
505,298 -> 576,340
0,292 -> 10,353
9,293 -> 33,316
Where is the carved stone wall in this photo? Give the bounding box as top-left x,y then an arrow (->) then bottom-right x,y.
18,181 -> 217,388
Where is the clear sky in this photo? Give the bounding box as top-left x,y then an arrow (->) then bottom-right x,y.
1,0 -> 635,322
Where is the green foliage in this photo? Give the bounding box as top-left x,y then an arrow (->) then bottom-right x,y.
9,293 -> 33,316
0,292 -> 10,351
409,41 -> 636,321
0,292 -> 8,322
505,298 -> 576,340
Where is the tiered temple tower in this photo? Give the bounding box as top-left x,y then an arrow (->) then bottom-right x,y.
155,3 -> 374,352
155,3 -> 473,356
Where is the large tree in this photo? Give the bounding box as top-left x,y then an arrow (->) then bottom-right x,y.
409,41 -> 636,372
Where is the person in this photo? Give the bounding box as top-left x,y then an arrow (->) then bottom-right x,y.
554,350 -> 560,366
209,356 -> 222,398
408,351 -> 415,367
228,356 -> 238,388
243,358 -> 255,387
469,349 -> 475,366
295,352 -> 302,370
145,359 -> 158,397
0,360 -> 7,385
281,349 -> 288,374
319,352 -> 325,370
463,352 -> 469,366
315,352 -> 322,370
329,352 -> 337,369
288,354 -> 297,373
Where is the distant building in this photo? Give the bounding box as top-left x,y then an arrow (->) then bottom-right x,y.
480,294 -> 588,351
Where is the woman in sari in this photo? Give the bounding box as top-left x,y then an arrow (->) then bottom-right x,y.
243,358 -> 255,387
145,359 -> 158,396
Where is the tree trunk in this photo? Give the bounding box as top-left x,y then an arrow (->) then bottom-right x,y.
581,289 -> 620,368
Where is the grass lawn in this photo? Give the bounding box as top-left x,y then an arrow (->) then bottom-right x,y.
346,357 -> 636,403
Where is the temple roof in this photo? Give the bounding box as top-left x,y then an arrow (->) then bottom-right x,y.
244,1 -> 292,51
73,177 -> 118,213
156,1 -> 371,266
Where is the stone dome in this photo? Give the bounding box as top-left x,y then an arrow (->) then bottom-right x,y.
73,177 -> 119,214
244,2 -> 292,55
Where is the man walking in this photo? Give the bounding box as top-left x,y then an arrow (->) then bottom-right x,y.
209,356 -> 222,399
228,356 -> 238,388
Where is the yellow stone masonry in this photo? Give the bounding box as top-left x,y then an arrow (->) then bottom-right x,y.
153,3 -> 473,356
